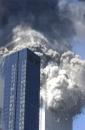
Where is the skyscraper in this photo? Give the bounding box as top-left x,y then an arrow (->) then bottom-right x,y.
3,48 -> 40,130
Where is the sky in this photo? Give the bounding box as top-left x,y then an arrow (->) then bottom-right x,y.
73,108 -> 85,130
73,43 -> 85,130
72,40 -> 85,59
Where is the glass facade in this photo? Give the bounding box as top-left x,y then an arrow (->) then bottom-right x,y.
16,49 -> 40,130
2,48 -> 40,130
3,52 -> 18,130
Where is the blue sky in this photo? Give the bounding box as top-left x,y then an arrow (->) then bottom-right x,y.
72,43 -> 85,130
73,42 -> 85,59
73,108 -> 85,130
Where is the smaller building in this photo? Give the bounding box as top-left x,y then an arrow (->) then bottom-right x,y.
39,98 -> 73,130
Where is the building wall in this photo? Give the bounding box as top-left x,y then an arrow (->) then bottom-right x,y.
39,101 -> 73,130
0,61 -> 4,130
2,49 -> 40,130
45,108 -> 72,130
0,72 -> 4,109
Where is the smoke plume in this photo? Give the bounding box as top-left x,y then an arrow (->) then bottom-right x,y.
0,0 -> 75,48
0,0 -> 85,118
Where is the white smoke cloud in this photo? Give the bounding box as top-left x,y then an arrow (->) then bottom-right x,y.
41,51 -> 85,116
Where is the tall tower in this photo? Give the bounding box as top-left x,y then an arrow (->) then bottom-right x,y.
39,99 -> 73,130
3,48 -> 40,130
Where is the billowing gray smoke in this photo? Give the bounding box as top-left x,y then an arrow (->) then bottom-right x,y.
0,0 -> 85,118
0,0 -> 85,49
0,0 -> 74,49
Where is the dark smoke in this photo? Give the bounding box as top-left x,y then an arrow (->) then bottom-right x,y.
0,0 -> 57,18
0,0 -> 75,51
0,0 -> 58,24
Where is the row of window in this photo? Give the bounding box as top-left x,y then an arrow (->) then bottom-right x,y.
19,60 -> 26,130
9,64 -> 17,130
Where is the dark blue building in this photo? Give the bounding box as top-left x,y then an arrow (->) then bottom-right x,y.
3,48 -> 40,130
3,52 -> 18,130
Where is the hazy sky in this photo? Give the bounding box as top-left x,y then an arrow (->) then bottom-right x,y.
73,43 -> 85,130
